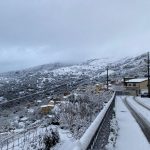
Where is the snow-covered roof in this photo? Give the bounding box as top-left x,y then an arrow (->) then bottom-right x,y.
126,78 -> 147,83
41,104 -> 54,108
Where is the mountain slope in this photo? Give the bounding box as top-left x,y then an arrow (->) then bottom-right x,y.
0,53 -> 148,101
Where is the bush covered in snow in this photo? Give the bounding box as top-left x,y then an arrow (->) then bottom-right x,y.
43,128 -> 60,150
58,90 -> 113,138
22,127 -> 60,150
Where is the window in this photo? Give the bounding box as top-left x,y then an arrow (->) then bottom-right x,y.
128,84 -> 131,86
133,83 -> 136,86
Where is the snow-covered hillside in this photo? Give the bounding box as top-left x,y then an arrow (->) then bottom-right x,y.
0,53 -> 148,102
0,53 -> 149,150
0,53 -> 148,81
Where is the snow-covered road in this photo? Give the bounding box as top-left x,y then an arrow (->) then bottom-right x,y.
135,97 -> 150,110
125,97 -> 150,142
115,96 -> 150,150
127,97 -> 150,121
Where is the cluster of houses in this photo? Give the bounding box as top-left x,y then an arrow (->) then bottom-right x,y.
39,77 -> 149,115
40,83 -> 106,115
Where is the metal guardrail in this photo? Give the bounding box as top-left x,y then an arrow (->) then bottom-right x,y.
70,92 -> 116,150
87,92 -> 115,150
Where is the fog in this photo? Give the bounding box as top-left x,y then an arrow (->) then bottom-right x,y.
0,0 -> 149,72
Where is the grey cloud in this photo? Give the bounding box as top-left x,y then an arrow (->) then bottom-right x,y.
0,0 -> 150,72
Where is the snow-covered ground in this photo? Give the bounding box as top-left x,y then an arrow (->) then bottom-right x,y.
136,97 -> 150,108
0,125 -> 75,150
61,92 -> 115,150
115,96 -> 150,150
100,70 -> 115,76
127,96 -> 150,123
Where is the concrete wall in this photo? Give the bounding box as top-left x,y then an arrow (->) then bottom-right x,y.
139,80 -> 148,89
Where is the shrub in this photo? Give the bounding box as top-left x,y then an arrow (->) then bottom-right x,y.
43,128 -> 60,150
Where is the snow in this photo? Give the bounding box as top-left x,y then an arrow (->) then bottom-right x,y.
0,96 -> 4,101
20,117 -> 28,121
127,96 -> 150,122
18,122 -> 25,128
52,105 -> 60,113
126,78 -> 147,83
14,129 -> 25,133
19,91 -> 25,95
51,58 -> 113,77
37,100 -> 42,103
52,66 -> 83,77
141,89 -> 148,94
56,129 -> 76,150
63,92 -> 115,150
63,95 -> 71,99
80,93 -> 115,150
100,70 -> 115,76
105,115 -> 118,150
136,97 -> 150,108
40,104 -> 54,108
42,77 -> 54,82
28,108 -> 34,113
0,125 -> 74,150
115,96 -> 150,150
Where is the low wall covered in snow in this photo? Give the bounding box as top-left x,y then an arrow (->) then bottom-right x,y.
65,92 -> 116,150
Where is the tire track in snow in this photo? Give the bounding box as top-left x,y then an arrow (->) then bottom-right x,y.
133,97 -> 150,111
123,97 -> 150,143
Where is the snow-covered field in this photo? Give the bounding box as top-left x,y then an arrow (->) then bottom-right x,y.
115,96 -> 150,150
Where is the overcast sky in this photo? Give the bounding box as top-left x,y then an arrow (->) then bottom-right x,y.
0,0 -> 150,72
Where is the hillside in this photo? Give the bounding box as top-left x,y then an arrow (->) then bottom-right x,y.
0,53 -> 148,102
0,52 -> 148,149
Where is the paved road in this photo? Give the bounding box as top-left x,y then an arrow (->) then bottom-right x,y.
124,97 -> 150,143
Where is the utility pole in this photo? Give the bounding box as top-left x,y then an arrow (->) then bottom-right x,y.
148,52 -> 150,97
107,66 -> 109,91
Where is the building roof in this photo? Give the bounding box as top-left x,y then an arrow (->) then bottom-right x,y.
40,104 -> 54,108
126,78 -> 147,83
